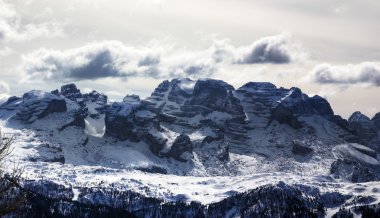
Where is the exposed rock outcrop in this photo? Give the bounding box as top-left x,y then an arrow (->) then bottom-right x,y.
372,112 -> 380,129
0,96 -> 22,110
102,78 -> 372,164
271,105 -> 302,129
84,90 -> 108,104
331,159 -> 379,182
144,133 -> 167,156
309,95 -> 334,116
15,90 -> 67,123
105,101 -> 141,141
292,140 -> 314,156
60,83 -> 82,101
201,134 -> 230,161
167,134 -> 193,162
236,82 -> 337,130
83,90 -> 109,116
185,79 -> 243,116
331,143 -> 380,182
348,111 -> 377,144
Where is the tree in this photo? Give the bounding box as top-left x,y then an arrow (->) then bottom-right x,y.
0,129 -> 26,216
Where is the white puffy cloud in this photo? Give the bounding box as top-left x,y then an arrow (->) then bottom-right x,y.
21,40 -> 219,82
20,34 -> 307,82
310,62 -> 380,86
204,33 -> 307,65
0,80 -> 10,93
0,0 -> 64,42
234,33 -> 307,64
0,80 -> 10,103
0,46 -> 12,56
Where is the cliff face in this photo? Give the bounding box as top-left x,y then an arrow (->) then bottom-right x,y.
1,78 -> 379,217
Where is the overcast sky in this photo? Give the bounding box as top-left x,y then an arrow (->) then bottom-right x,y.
0,0 -> 379,118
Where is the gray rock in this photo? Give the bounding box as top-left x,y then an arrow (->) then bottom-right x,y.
237,82 -> 336,121
123,94 -> 140,103
292,140 -> 313,156
168,134 -> 193,162
331,159 -> 379,182
60,84 -> 90,118
167,79 -> 191,104
15,90 -> 67,123
59,111 -> 86,131
367,138 -> 380,153
201,135 -> 230,161
186,79 -> 243,116
331,143 -> 379,182
309,95 -> 334,116
278,87 -> 315,116
271,105 -> 302,129
60,83 -> 82,101
105,101 -> 139,141
351,144 -> 378,159
143,132 -> 167,156
239,82 -> 277,90
136,166 -> 167,174
85,90 -> 107,104
348,111 -> 377,144
148,80 -> 170,101
0,96 -> 22,110
51,89 -> 60,96
372,112 -> 380,130
157,113 -> 176,123
83,90 -> 108,114
27,143 -> 65,164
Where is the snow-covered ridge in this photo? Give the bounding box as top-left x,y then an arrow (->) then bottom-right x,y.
1,78 -> 380,217
15,90 -> 67,123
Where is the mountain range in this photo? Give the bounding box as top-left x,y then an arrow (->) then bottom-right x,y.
1,78 -> 380,217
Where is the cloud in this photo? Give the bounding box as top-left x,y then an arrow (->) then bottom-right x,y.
0,80 -> 10,103
0,0 -> 64,42
0,80 -> 10,93
234,33 -> 307,64
334,4 -> 348,13
317,85 -> 348,98
20,34 -> 307,82
0,46 -> 12,56
21,40 -> 218,82
309,62 -> 380,86
21,41 -> 145,81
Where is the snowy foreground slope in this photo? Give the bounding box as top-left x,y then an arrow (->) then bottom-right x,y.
1,79 -> 380,217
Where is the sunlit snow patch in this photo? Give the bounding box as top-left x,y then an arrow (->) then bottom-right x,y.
178,78 -> 196,94
84,118 -> 105,137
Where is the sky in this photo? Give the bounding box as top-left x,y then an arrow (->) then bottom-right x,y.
0,0 -> 379,118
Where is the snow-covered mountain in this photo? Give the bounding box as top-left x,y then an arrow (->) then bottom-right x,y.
1,79 -> 380,217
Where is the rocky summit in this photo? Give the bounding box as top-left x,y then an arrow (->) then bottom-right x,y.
1,78 -> 380,217
14,90 -> 67,123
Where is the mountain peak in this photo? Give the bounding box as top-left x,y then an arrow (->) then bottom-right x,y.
348,111 -> 370,122
239,82 -> 277,91
60,83 -> 82,101
15,90 -> 67,123
1,78 -> 380,217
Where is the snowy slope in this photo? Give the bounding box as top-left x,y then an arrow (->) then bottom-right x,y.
1,79 -> 380,217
